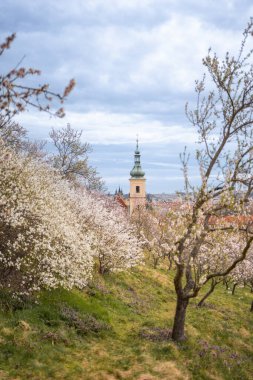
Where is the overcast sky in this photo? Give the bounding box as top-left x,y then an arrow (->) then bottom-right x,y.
1,0 -> 252,193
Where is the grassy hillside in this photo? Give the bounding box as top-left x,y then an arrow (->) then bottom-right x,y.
0,266 -> 252,380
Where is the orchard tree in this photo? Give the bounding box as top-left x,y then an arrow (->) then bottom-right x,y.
170,20 -> 253,342
49,124 -> 105,191
0,115 -> 47,160
131,205 -> 181,269
229,248 -> 253,296
0,116 -> 26,150
195,229 -> 251,306
131,207 -> 165,268
77,194 -> 142,274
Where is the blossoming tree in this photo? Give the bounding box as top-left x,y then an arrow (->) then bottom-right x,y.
49,124 -> 105,191
79,194 -> 142,274
169,20 -> 253,341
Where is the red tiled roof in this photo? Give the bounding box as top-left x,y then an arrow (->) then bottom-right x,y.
209,215 -> 253,226
114,195 -> 128,209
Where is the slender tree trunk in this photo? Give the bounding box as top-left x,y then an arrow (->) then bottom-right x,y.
153,256 -> 159,269
98,259 -> 104,274
171,296 -> 189,341
197,280 -> 216,307
168,256 -> 173,271
225,280 -> 230,290
232,283 -> 237,295
250,301 -> 253,312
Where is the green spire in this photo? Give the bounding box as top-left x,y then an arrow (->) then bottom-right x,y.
130,137 -> 145,178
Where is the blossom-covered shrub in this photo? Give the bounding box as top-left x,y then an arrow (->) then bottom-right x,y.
0,143 -> 94,297
0,143 -> 142,297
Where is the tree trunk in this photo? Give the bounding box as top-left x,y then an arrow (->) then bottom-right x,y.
250,301 -> 253,312
168,257 -> 173,271
153,256 -> 159,269
197,280 -> 216,307
232,283 -> 237,295
171,296 -> 189,341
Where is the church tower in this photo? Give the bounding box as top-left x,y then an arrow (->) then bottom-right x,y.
129,138 -> 146,215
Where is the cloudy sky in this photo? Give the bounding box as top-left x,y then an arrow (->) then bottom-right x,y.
0,0 -> 252,193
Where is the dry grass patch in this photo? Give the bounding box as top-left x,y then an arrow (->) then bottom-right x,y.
239,327 -> 251,338
136,374 -> 157,380
154,361 -> 189,379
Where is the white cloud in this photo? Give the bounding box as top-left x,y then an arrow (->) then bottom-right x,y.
18,110 -> 198,145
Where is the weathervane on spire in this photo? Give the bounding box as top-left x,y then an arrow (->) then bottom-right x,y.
136,134 -> 139,149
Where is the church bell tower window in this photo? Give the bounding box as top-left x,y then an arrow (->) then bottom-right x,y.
136,186 -> 140,193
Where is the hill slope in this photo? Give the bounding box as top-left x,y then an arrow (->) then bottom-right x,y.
0,267 -> 252,380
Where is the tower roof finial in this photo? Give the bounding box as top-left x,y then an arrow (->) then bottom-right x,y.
130,136 -> 145,178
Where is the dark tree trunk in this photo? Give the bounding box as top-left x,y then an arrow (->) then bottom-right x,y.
232,283 -> 237,295
224,280 -> 230,290
250,300 -> 253,312
98,260 -> 104,274
171,296 -> 189,341
197,280 -> 216,307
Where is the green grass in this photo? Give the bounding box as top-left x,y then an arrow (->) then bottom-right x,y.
0,267 -> 252,379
